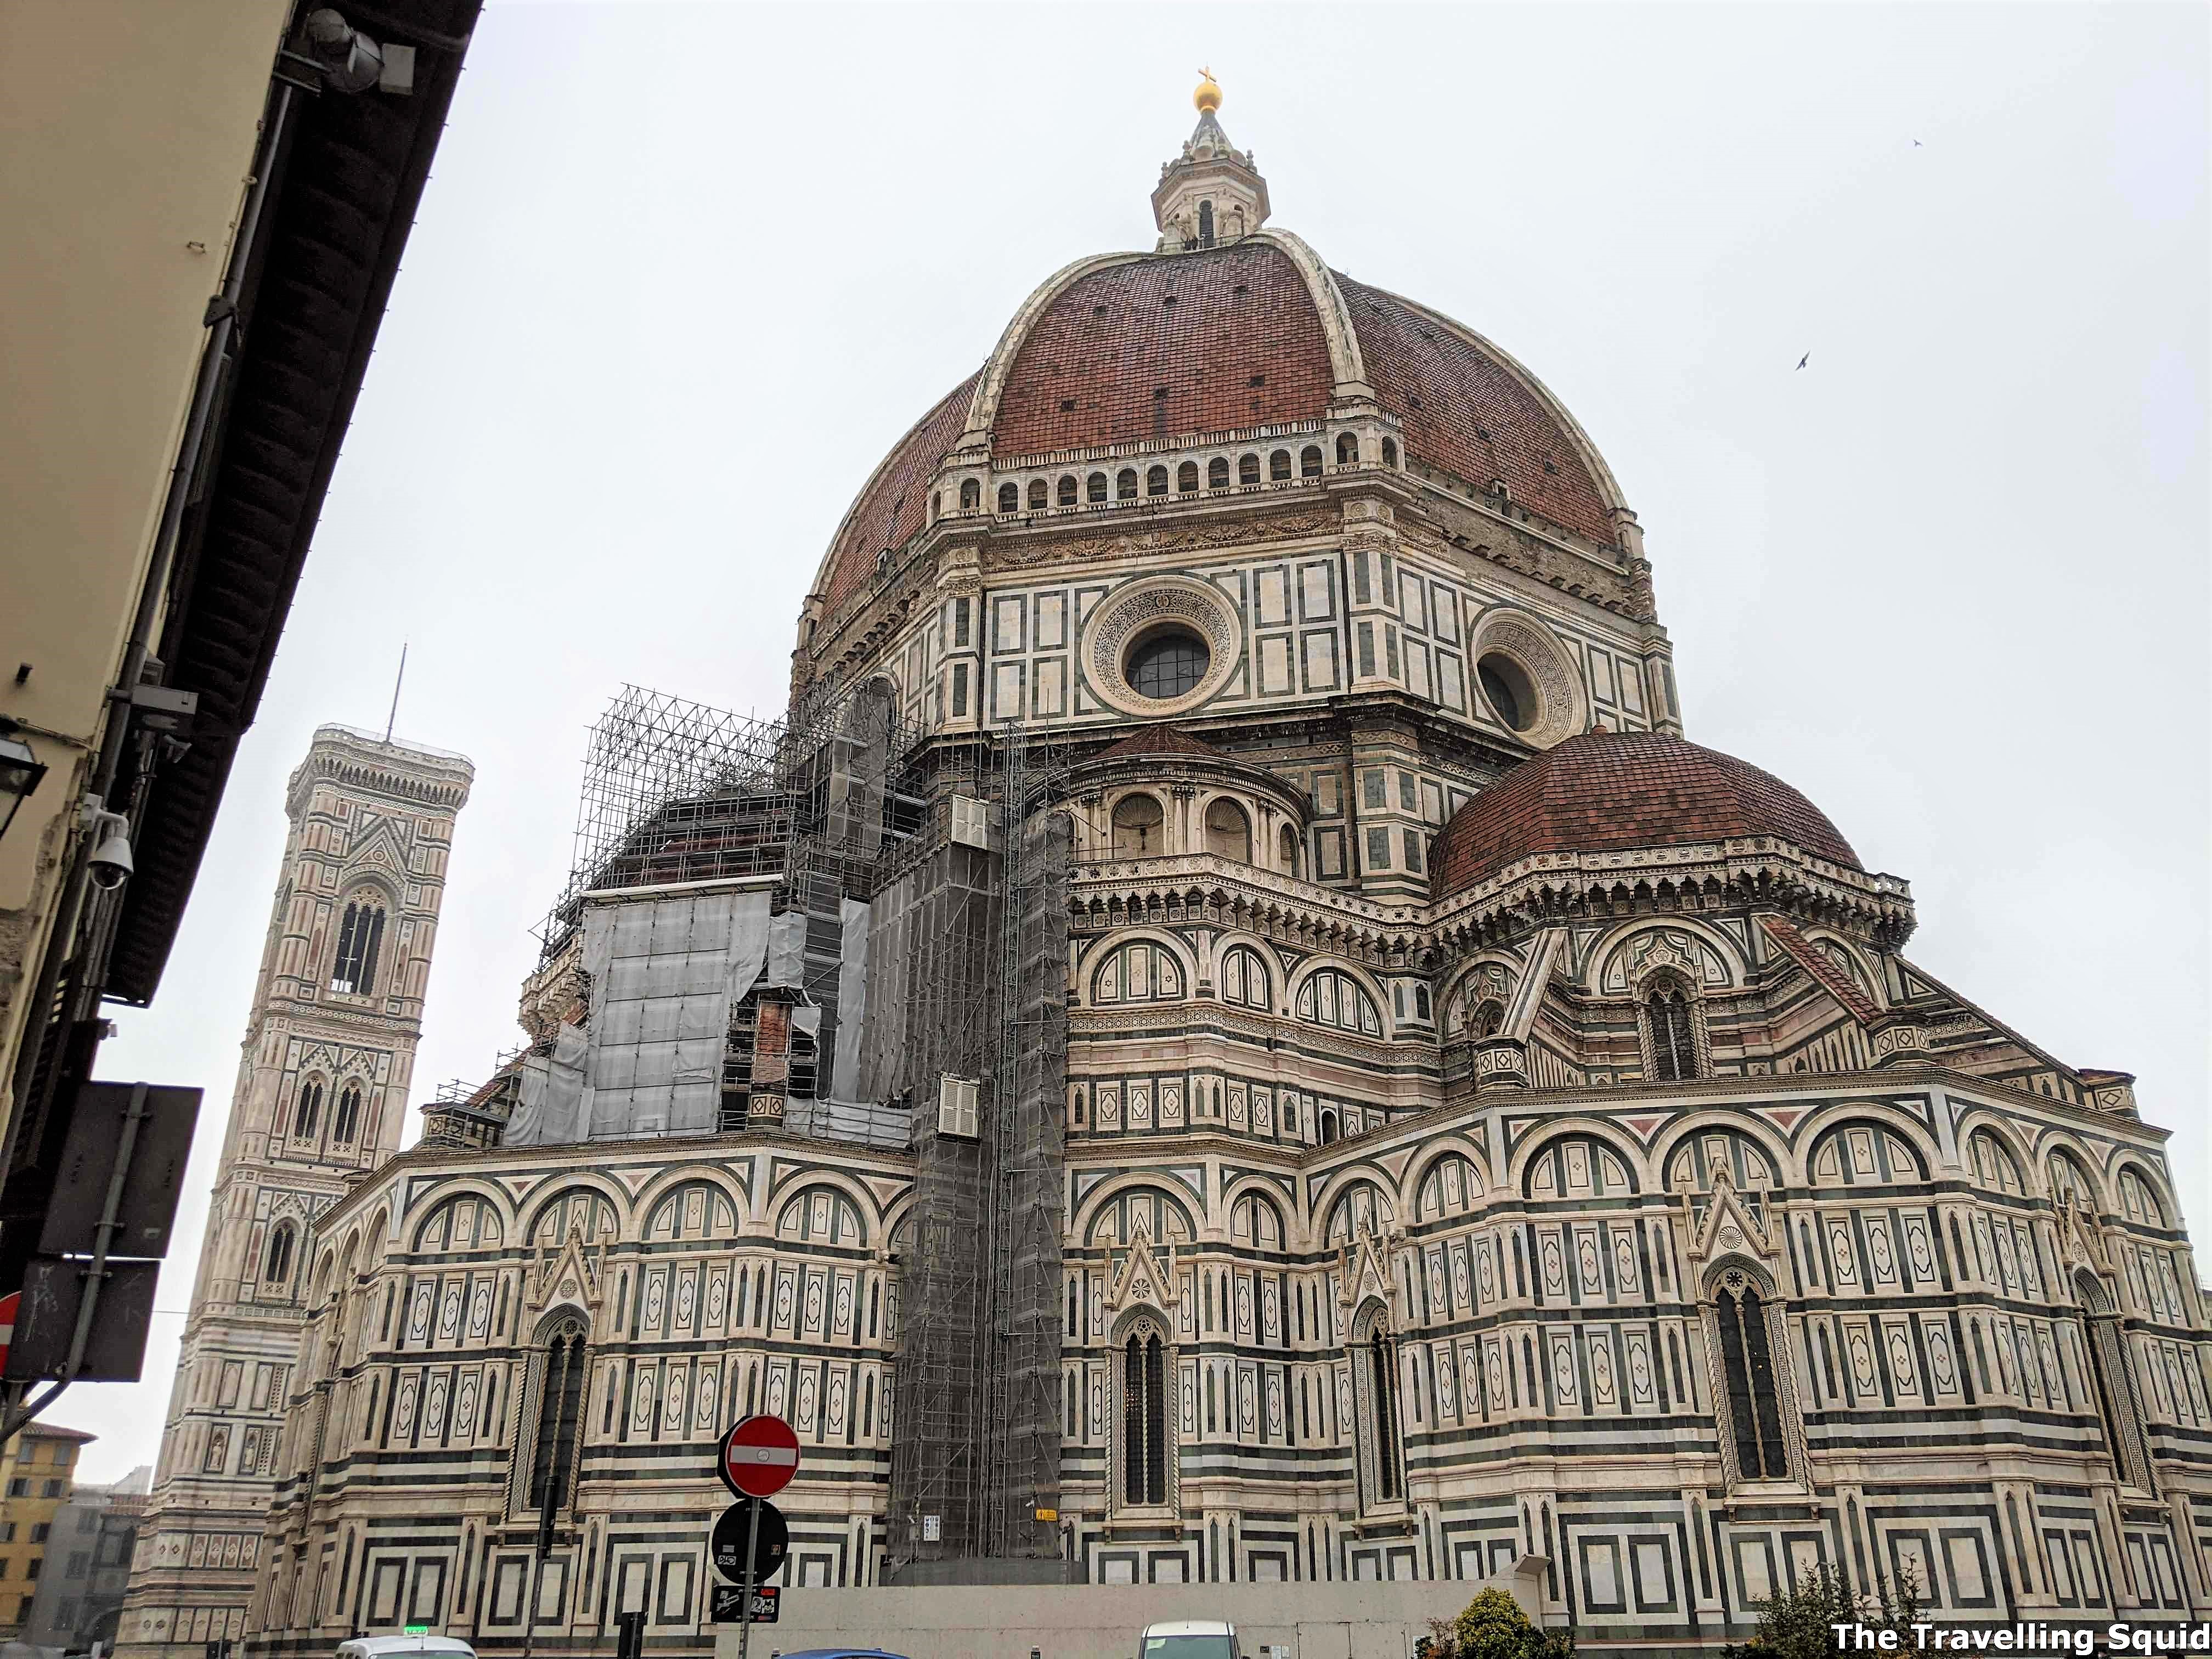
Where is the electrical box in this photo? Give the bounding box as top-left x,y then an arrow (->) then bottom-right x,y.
938,1075 -> 978,1139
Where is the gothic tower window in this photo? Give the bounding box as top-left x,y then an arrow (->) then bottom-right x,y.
1119,1322 -> 1169,1508
264,1223 -> 295,1289
1643,979 -> 1700,1081
332,1083 -> 362,1146
330,894 -> 386,997
1198,199 -> 1215,246
1711,1269 -> 1790,1482
528,1317 -> 590,1517
292,1079 -> 323,1139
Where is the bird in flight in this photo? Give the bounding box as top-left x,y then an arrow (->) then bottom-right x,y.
1912,138 -> 1924,147
1796,352 -> 1809,371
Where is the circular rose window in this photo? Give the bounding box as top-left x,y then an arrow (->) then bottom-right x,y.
1084,577 -> 1240,716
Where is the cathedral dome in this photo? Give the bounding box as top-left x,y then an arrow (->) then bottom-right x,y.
808,95 -> 1628,627
1428,728 -> 1862,899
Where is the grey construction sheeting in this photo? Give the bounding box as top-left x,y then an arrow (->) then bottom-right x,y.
580,889 -> 772,1138
830,898 -> 871,1099
505,1051 -> 551,1147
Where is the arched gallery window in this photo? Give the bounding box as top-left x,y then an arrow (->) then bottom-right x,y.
1219,945 -> 1270,1011
292,1079 -> 323,1139
1176,461 -> 1199,493
1207,457 -> 1230,489
1299,445 -> 1323,478
998,483 -> 1019,514
1269,449 -> 1291,481
1644,980 -> 1699,1081
1203,798 -> 1251,862
1296,968 -> 1382,1037
1110,793 -> 1164,856
332,1083 -> 362,1146
1087,472 -> 1107,503
1121,1323 -> 1167,1506
1712,1269 -> 1789,1481
1239,453 -> 1260,485
1027,479 -> 1048,510
331,894 -> 386,996
1116,469 -> 1138,500
958,479 -> 980,511
529,1317 -> 590,1514
1093,941 -> 1184,1005
264,1222 -> 295,1287
1335,432 -> 1358,465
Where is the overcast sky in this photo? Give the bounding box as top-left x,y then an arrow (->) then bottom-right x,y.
63,2 -> 2208,1483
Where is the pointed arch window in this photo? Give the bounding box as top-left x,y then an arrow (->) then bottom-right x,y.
1644,981 -> 1700,1081
528,1317 -> 590,1517
332,1084 -> 362,1146
264,1223 -> 295,1288
1121,1326 -> 1167,1506
1197,200 -> 1215,246
1368,1326 -> 1403,1501
331,896 -> 386,996
292,1079 -> 323,1139
1713,1273 -> 1790,1481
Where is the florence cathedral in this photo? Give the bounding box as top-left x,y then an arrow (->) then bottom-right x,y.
120,80 -> 2212,1659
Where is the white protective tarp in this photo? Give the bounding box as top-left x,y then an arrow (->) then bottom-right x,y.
579,890 -> 772,1139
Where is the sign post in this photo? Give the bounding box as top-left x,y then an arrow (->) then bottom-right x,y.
715,1417 -> 799,1659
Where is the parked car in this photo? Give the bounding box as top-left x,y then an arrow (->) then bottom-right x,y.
1141,1620 -> 1239,1659
336,1638 -> 477,1659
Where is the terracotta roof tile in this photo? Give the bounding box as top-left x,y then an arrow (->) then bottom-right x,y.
1431,729 -> 1861,898
1336,274 -> 1614,545
1091,724 -> 1227,761
821,371 -> 980,617
995,244 -> 1336,457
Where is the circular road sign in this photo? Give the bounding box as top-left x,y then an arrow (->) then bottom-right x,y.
711,1499 -> 789,1584
719,1414 -> 800,1499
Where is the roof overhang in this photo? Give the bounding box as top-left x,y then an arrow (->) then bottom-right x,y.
108,0 -> 483,1005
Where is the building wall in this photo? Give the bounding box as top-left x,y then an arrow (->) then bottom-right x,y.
0,1424 -> 91,1635
0,0 -> 291,1146
23,1489 -> 141,1652
115,729 -> 471,1659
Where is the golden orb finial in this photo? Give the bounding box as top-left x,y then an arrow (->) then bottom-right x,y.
1194,67 -> 1222,115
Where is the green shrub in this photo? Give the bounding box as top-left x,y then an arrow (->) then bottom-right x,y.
1725,1561 -> 1921,1658
1418,1587 -> 1573,1659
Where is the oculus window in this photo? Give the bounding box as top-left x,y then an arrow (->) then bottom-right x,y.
1126,628 -> 1210,701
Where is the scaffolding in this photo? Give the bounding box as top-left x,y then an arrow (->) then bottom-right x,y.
536,682 -> 928,958
513,682 -> 1074,1578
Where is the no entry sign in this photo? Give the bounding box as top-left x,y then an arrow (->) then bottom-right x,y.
719,1414 -> 799,1499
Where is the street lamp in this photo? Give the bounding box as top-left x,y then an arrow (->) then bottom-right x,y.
0,730 -> 48,843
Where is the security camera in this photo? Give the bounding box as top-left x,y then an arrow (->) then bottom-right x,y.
87,817 -> 133,890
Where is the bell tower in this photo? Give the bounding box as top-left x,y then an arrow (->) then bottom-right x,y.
1151,71 -> 1270,250
115,725 -> 472,1659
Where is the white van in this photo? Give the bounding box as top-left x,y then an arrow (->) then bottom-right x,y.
1140,1621 -> 1238,1659
336,1638 -> 476,1659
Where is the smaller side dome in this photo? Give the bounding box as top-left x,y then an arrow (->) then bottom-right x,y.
1430,729 -> 1861,899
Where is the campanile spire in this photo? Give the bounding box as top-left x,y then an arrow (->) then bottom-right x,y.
1151,71 -> 1269,252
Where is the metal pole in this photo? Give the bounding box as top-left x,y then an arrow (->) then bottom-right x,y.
735,1499 -> 761,1659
